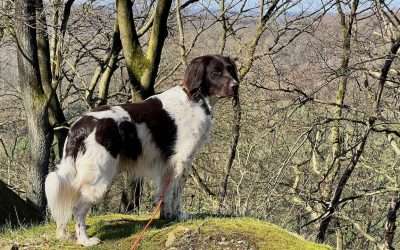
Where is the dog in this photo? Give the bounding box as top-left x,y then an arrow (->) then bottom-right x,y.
45,55 -> 239,246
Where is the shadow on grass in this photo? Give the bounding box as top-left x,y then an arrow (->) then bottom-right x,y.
89,218 -> 174,242
88,213 -> 233,243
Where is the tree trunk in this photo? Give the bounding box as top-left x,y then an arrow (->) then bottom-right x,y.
328,0 -> 356,194
219,91 -> 241,212
139,0 -> 173,97
317,0 -> 359,242
120,174 -> 142,213
117,0 -> 146,95
118,0 -> 172,98
35,0 -> 68,158
383,193 -> 400,250
15,0 -> 53,217
316,129 -> 369,243
336,227 -> 344,250
97,21 -> 122,106
0,180 -> 41,226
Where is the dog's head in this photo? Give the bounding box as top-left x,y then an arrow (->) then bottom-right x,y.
182,55 -> 239,100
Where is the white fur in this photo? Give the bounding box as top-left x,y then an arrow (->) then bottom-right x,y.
85,106 -> 131,121
74,131 -> 119,203
45,86 -> 213,246
45,157 -> 77,240
159,87 -> 212,166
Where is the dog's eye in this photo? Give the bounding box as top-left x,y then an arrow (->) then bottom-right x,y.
212,71 -> 222,77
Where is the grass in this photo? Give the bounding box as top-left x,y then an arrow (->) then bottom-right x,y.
0,213 -> 331,250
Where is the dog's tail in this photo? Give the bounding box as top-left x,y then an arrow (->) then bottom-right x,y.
45,158 -> 77,227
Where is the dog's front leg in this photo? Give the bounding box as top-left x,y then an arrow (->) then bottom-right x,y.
159,163 -> 189,220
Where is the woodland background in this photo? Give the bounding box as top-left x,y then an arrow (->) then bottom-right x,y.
1,0 -> 400,249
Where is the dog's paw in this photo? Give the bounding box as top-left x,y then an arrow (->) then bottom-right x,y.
77,236 -> 101,247
56,229 -> 74,241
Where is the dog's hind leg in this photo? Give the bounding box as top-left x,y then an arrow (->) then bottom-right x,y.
73,199 -> 100,247
73,169 -> 117,246
45,158 -> 77,241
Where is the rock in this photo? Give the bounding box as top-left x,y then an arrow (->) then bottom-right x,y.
165,232 -> 176,247
165,226 -> 190,248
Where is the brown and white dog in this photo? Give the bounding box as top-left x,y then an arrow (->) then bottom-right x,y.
45,55 -> 239,246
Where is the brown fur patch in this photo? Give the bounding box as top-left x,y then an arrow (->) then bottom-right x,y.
120,98 -> 177,160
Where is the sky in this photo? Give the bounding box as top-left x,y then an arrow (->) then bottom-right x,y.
81,0 -> 400,14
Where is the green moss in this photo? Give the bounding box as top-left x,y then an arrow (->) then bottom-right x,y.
0,214 -> 331,250
141,218 -> 331,250
14,135 -> 29,153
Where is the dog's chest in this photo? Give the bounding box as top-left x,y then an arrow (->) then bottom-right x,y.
173,105 -> 211,160
145,86 -> 213,163
163,99 -> 212,162
180,108 -> 210,138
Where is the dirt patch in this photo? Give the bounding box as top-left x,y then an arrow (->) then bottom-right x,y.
165,226 -> 257,250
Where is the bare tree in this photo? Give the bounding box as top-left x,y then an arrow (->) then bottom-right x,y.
15,0 -> 53,217
35,0 -> 68,157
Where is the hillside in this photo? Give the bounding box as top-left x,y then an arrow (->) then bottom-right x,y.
0,214 -> 330,250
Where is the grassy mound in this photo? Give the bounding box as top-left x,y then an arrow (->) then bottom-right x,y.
0,214 -> 331,250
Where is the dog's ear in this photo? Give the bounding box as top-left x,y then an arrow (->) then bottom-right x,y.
227,56 -> 239,82
182,57 -> 206,99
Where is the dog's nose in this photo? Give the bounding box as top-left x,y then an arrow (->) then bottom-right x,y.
230,80 -> 239,87
231,81 -> 239,95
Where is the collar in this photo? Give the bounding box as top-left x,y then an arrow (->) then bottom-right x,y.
199,95 -> 212,116
181,85 -> 212,116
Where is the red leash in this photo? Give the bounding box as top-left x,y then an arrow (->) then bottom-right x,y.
130,199 -> 163,250
130,175 -> 172,250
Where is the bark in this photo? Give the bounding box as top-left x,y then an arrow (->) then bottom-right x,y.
330,0 -> 357,162
0,180 -> 41,226
220,91 -> 241,210
180,0 -> 199,9
218,0 -> 227,55
97,21 -> 122,106
35,0 -> 68,157
117,0 -> 172,99
50,0 -> 75,104
375,39 -> 400,113
383,193 -> 400,250
191,165 -> 215,197
117,0 -> 146,95
86,66 -> 103,106
336,227 -> 344,250
239,0 -> 278,78
139,0 -> 173,97
316,0 -> 359,242
176,0 -> 187,65
316,129 -> 368,243
15,0 -> 53,217
120,174 -> 142,213
86,22 -> 122,107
